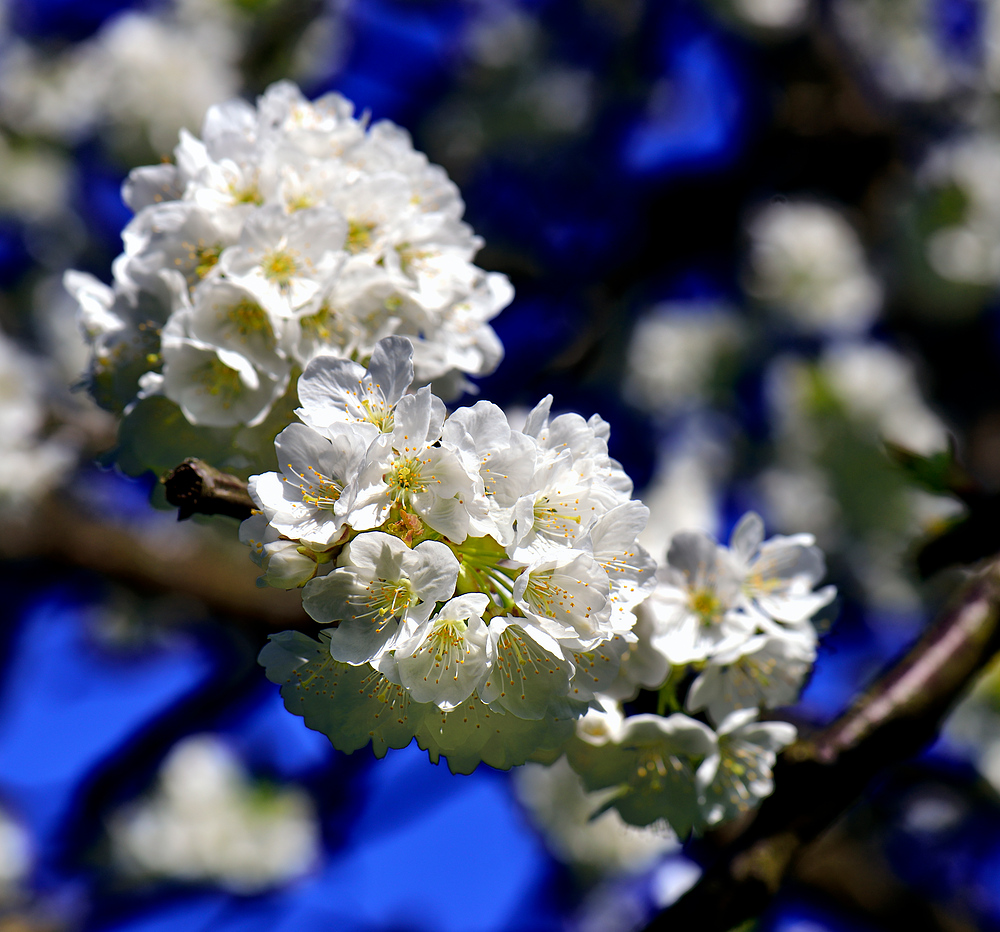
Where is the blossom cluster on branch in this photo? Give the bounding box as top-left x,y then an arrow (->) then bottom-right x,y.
64,80 -> 509,475
252,335 -> 657,773
248,332 -> 834,832
67,81 -> 837,837
560,514 -> 832,834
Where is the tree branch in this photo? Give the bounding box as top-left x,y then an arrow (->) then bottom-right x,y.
162,458 -> 255,522
646,559 -> 1000,932
1,497 -> 311,634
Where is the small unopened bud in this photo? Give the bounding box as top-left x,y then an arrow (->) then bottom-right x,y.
257,541 -> 320,589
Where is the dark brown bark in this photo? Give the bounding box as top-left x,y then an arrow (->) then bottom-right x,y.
162,458 -> 256,522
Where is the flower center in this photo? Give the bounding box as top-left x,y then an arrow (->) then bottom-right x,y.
229,181 -> 263,205
300,303 -> 348,347
226,298 -> 271,340
532,493 -> 583,540
262,248 -> 299,287
426,619 -> 467,659
523,570 -> 573,619
292,463 -> 342,511
360,397 -> 394,432
347,219 -> 376,254
635,751 -> 686,787
387,456 -> 426,499
197,357 -> 242,407
690,588 -> 722,624
182,240 -> 222,281
370,577 -> 416,623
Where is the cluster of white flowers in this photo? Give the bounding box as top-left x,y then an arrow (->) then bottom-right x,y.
254,339 -> 832,825
256,335 -> 657,773
65,80 -> 510,473
59,76 -> 833,835
109,734 -> 320,893
0,0 -> 241,155
561,513 -> 832,835
745,200 -> 882,335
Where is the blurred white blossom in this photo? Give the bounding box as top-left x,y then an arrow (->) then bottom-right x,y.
0,330 -> 75,511
624,303 -> 744,412
514,756 -> 679,874
833,0 -> 1000,103
746,200 -> 882,334
0,806 -> 31,901
922,133 -> 1000,286
769,341 -> 948,456
109,734 -> 320,892
762,341 -> 950,608
0,1 -> 241,154
729,0 -> 812,31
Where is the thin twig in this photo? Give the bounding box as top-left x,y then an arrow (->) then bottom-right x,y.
162,458 -> 256,522
645,559 -> 1000,932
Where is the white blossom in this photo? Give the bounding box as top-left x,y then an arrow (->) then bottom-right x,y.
921,133 -> 1000,286
644,530 -> 754,665
514,549 -> 614,649
574,696 -> 627,747
624,302 -> 744,412
0,4 -> 240,152
157,332 -> 288,429
825,342 -> 949,455
686,628 -> 816,725
440,399 -> 537,544
479,617 -> 574,719
391,593 -> 491,709
109,735 -> 319,892
220,206 -> 346,317
301,531 -> 460,664
0,806 -> 30,900
568,713 -> 718,837
514,756 -> 679,874
727,511 -> 836,625
745,200 -> 882,334
0,330 -> 75,510
296,335 -> 416,440
249,422 -> 366,547
730,0 -> 811,30
239,513 -> 326,590
344,388 -> 475,541
833,0 -> 1000,104
696,709 -> 797,828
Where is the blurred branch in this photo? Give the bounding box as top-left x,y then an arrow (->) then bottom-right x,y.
793,818 -> 981,932
162,458 -> 255,522
645,558 -> 1000,932
0,497 -> 310,634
